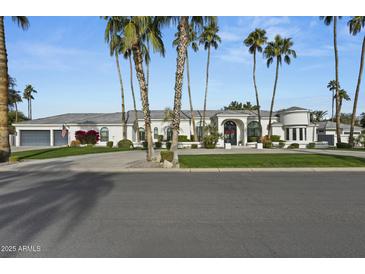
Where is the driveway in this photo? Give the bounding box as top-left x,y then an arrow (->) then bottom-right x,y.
1,171 -> 365,257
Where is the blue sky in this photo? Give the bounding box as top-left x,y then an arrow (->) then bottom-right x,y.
5,16 -> 365,119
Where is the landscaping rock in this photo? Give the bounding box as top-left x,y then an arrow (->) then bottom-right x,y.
163,160 -> 173,168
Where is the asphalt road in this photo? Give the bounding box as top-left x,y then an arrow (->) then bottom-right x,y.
1,170 -> 365,257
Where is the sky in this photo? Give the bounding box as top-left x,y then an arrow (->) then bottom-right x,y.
5,16 -> 365,119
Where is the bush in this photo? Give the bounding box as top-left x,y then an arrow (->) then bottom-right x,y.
160,150 -> 174,162
106,141 -> 113,148
117,139 -> 134,149
142,141 -> 148,149
307,142 -> 315,149
75,130 -> 87,144
155,141 -> 162,149
166,142 -> 172,150
288,143 -> 300,149
203,135 -> 218,149
9,155 -> 19,163
278,141 -> 286,148
75,130 -> 100,145
263,140 -> 272,148
191,144 -> 198,149
158,135 -> 164,142
336,142 -> 352,149
70,140 -> 81,147
190,135 -> 195,141
178,135 -> 190,142
271,135 -> 281,142
247,136 -> 258,142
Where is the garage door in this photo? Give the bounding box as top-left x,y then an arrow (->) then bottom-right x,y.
20,130 -> 50,146
53,130 -> 68,146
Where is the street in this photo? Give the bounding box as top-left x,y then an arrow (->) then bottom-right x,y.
1,170 -> 365,257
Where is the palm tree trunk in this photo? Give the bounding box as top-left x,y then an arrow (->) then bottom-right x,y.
129,54 -> 140,142
0,16 -> 10,162
268,58 -> 280,138
186,50 -> 197,142
115,53 -> 127,140
28,99 -> 30,119
334,17 -> 342,145
331,91 -> 334,121
171,16 -> 189,161
202,46 -> 211,137
132,44 -> 153,161
252,50 -> 262,137
349,35 -> 365,146
15,102 -> 18,122
146,43 -> 150,88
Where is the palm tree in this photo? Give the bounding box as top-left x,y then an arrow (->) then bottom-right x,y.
320,16 -> 342,145
244,28 -> 267,137
310,110 -> 328,123
348,16 -> 365,146
8,77 -> 22,123
23,84 -> 37,120
0,16 -> 29,162
200,20 -> 221,137
335,88 -> 351,114
104,17 -> 128,140
118,16 -> 166,161
327,80 -> 338,121
173,24 -> 199,142
264,35 -> 297,137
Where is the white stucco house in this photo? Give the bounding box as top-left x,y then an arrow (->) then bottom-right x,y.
317,121 -> 363,145
12,106 -> 329,148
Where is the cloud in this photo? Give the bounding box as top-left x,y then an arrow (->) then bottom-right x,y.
216,46 -> 250,64
219,31 -> 243,42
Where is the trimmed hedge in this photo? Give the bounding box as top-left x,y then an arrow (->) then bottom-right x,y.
117,139 -> 134,149
248,136 -> 258,142
263,141 -> 272,149
155,142 -> 162,149
271,135 -> 281,142
336,142 -> 352,149
160,150 -> 174,162
142,141 -> 148,149
178,135 -> 190,142
307,142 -> 315,149
106,141 -> 113,148
166,142 -> 172,150
278,141 -> 286,148
191,144 -> 198,149
288,143 -> 300,149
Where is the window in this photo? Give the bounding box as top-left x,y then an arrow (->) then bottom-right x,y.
100,127 -> 109,142
166,127 -> 172,141
304,128 -> 307,140
153,127 -> 158,139
286,128 -> 290,140
299,128 -> 303,141
139,127 -> 145,141
292,128 -> 297,141
247,121 -> 262,138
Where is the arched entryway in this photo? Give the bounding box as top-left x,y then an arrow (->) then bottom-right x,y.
224,121 -> 237,145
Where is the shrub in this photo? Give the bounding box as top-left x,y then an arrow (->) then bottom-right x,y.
76,130 -> 100,145
288,143 -> 300,149
158,135 -> 164,142
203,135 -> 218,149
70,140 -> 81,147
355,133 -> 365,147
191,144 -> 198,149
117,139 -> 134,149
166,142 -> 172,150
248,136 -> 258,142
307,142 -> 315,149
160,150 -> 174,162
263,140 -> 272,148
336,142 -> 352,149
271,135 -> 281,142
142,141 -> 148,149
75,130 -> 87,144
278,141 -> 286,148
106,141 -> 113,148
190,135 -> 195,141
178,135 -> 190,142
9,155 -> 19,163
155,141 -> 162,149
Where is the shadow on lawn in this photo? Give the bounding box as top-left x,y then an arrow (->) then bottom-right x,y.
0,161 -> 114,257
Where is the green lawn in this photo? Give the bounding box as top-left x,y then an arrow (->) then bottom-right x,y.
179,153 -> 365,168
11,146 -> 130,160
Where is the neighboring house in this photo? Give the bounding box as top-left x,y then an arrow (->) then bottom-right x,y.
317,121 -> 363,145
12,106 -> 317,147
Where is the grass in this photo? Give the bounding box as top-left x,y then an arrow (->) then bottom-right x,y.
12,146 -> 131,160
179,153 -> 365,168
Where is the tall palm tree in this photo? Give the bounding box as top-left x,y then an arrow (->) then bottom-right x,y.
0,16 -> 29,162
23,84 -> 37,120
104,16 -> 128,140
348,16 -> 365,146
244,28 -> 267,137
119,16 -> 166,161
173,24 -> 199,142
327,80 -> 338,121
264,35 -> 297,137
320,16 -> 342,144
8,77 -> 22,123
335,88 -> 351,114
200,20 -> 221,138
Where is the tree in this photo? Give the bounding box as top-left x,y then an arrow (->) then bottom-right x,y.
223,101 -> 258,111
23,84 -> 37,120
8,76 -> 22,123
0,16 -> 29,162
335,88 -> 351,114
348,16 -> 365,146
327,80 -> 338,120
8,111 -> 28,134
310,110 -> 328,123
200,20 -> 221,137
118,17 -> 166,161
104,16 -> 127,140
264,35 -> 296,137
320,16 -> 342,145
340,113 -> 353,124
244,28 -> 267,137
173,24 -> 199,142
360,112 -> 365,128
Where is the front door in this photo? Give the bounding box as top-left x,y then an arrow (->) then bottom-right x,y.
224,121 -> 237,145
